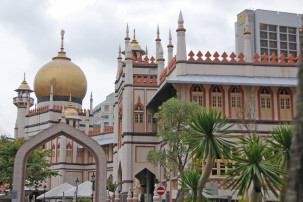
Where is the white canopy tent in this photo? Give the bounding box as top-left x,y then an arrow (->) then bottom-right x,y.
37,183 -> 74,200
63,181 -> 93,198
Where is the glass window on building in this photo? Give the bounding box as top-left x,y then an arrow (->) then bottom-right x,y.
280,26 -> 287,33
104,115 -> 109,119
104,122 -> 109,126
260,24 -> 267,31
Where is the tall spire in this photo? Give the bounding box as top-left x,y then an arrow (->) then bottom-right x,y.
60,29 -> 65,52
133,29 -> 136,40
167,29 -> 174,62
178,10 -> 184,28
155,25 -> 161,61
125,23 -> 130,40
90,92 -> 93,113
119,45 -> 122,57
53,29 -> 70,60
176,10 -> 187,61
169,29 -> 172,45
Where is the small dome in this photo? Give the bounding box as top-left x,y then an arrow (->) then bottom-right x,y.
65,102 -> 78,117
19,80 -> 30,89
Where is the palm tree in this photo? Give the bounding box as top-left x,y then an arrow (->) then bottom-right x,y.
179,167 -> 201,202
186,108 -> 235,202
225,134 -> 287,202
266,124 -> 293,202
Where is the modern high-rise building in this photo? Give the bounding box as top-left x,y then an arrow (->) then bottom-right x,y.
235,9 -> 302,58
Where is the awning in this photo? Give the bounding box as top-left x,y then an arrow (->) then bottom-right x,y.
167,75 -> 298,87
37,182 -> 74,199
78,137 -> 114,148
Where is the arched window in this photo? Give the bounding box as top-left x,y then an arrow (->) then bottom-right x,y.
278,88 -> 292,121
51,146 -> 56,163
259,87 -> 273,120
88,151 -> 94,163
77,148 -> 83,164
210,85 -> 224,116
191,85 -> 204,106
229,86 -> 243,119
57,144 -> 60,162
66,143 -> 72,163
134,98 -> 144,132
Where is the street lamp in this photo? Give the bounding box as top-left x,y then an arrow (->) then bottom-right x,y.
91,172 -> 95,202
75,178 -> 79,202
43,185 -> 47,202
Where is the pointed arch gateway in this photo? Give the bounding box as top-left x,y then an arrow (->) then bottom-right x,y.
12,123 -> 107,202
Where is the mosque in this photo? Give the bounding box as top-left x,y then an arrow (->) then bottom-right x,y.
13,11 -> 300,201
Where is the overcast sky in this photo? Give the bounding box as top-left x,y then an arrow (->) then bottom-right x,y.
0,0 -> 302,136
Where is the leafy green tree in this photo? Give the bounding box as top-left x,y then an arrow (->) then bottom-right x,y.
225,134 -> 287,202
186,108 -> 234,202
147,98 -> 199,196
0,135 -> 59,191
266,124 -> 293,202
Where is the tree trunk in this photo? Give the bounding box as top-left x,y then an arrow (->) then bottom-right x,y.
196,152 -> 214,202
279,161 -> 290,202
249,180 -> 261,202
287,18 -> 303,202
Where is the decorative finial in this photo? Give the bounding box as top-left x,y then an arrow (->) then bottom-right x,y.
157,25 -> 160,38
69,92 -> 72,104
178,10 -> 184,28
119,44 -> 121,56
60,29 -> 65,52
90,92 -> 93,99
169,29 -> 172,44
146,46 -> 148,56
133,29 -> 137,40
50,85 -> 53,93
126,23 -> 129,37
23,73 -> 26,81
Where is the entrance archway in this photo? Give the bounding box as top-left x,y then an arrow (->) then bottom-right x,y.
12,123 -> 107,202
135,168 -> 156,201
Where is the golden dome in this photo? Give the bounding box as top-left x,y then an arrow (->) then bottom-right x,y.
19,80 -> 30,90
65,102 -> 78,117
34,30 -> 87,101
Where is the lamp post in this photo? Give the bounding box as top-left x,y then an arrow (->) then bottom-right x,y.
43,185 -> 47,202
91,172 -> 95,202
75,177 -> 79,202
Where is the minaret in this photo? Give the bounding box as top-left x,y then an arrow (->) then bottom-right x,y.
157,42 -> 165,84
176,11 -> 187,61
90,92 -> 93,113
167,29 -> 174,63
155,25 -> 161,61
13,73 -> 34,139
243,14 -> 252,63
125,24 -> 130,52
48,85 -> 54,127
116,45 -> 122,80
121,24 -> 134,193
